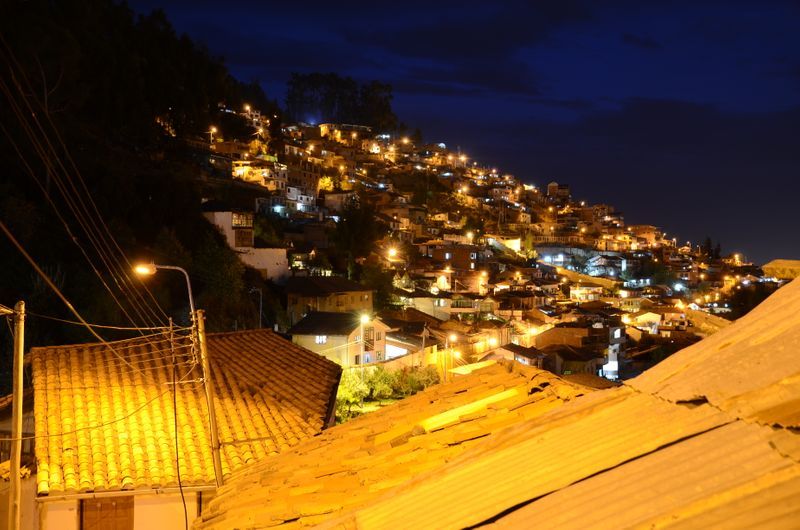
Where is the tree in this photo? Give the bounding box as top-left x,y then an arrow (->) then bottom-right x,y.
332,196 -> 385,277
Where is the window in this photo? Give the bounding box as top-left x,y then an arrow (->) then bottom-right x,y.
445,252 -> 452,260
81,497 -> 134,530
377,351 -> 384,361
315,335 -> 328,344
470,252 -> 477,259
613,329 -> 622,339
354,354 -> 361,365
434,298 -> 446,307
231,212 -> 254,228
375,331 -> 382,341
470,262 -> 476,270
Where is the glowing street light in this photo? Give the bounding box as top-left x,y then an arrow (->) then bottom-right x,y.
134,262 -> 195,322
244,104 -> 251,113
401,136 -> 410,144
209,126 -> 217,143
387,247 -> 398,259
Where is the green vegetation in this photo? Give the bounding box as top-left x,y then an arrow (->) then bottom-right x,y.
335,365 -> 440,423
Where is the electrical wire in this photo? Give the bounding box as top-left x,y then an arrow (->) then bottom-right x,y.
0,82 -> 164,330
171,319 -> 189,530
0,220 -> 141,373
26,311 -> 183,331
0,40 -> 170,328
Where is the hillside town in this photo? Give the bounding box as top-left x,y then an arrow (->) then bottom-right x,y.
193,104 -> 789,383
4,3 -> 800,529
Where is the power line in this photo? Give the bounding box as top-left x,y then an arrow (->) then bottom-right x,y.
26,311 -> 184,331
0,220 -> 141,373
0,40 -> 170,328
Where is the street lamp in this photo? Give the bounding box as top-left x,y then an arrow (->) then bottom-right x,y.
209,126 -> 217,143
387,247 -> 398,259
359,314 -> 370,376
249,287 -> 262,329
443,333 -> 457,382
134,263 -> 195,323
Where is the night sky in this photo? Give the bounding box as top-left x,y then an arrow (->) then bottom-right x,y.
129,0 -> 800,264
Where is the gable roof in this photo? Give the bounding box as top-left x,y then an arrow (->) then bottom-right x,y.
31,328 -> 341,496
196,279 -> 800,529
285,276 -> 371,296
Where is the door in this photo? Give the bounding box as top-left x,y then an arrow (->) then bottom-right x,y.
81,497 -> 134,530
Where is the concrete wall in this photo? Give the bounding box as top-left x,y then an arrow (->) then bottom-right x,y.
237,248 -> 289,284
133,492 -> 199,530
40,499 -> 78,530
0,477 -> 40,530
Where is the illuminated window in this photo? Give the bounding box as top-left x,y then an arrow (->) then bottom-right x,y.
445,252 -> 452,260
315,335 -> 327,344
232,212 -> 254,228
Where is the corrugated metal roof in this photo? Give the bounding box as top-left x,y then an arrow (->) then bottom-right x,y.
343,389 -> 730,529
630,278 -> 800,427
191,280 -> 800,529
490,421 -> 800,529
194,363 -> 590,530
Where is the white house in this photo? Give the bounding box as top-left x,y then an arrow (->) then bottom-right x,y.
290,312 -> 391,366
203,210 -> 290,283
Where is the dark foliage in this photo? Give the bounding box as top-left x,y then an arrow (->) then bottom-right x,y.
285,72 -> 398,131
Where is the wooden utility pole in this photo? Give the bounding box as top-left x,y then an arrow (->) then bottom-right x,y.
195,310 -> 223,487
7,301 -> 24,530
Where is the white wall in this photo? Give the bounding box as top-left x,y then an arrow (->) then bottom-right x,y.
237,248 -> 289,284
133,492 -> 198,530
40,499 -> 78,530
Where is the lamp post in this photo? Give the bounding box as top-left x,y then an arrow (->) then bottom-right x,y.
444,333 -> 457,383
134,262 -> 224,487
360,314 -> 370,379
209,126 -> 217,143
134,263 -> 195,324
249,287 -> 262,328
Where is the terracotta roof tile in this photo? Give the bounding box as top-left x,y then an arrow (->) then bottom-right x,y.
31,328 -> 341,496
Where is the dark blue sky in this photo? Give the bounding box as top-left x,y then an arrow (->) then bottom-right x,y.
130,0 -> 800,264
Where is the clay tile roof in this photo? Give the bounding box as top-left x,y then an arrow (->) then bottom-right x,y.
195,280 -> 800,529
193,362 -> 590,529
31,328 -> 341,497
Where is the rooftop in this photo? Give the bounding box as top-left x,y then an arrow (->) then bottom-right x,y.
197,278 -> 800,529
289,311 -> 373,336
31,328 -> 341,496
285,276 -> 371,296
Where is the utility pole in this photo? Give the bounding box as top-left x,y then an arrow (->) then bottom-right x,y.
195,310 -> 223,488
4,301 -> 24,530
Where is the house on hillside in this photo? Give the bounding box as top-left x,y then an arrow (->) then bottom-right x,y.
289,312 -> 391,366
14,329 -> 340,530
285,276 -> 373,325
203,208 -> 290,283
